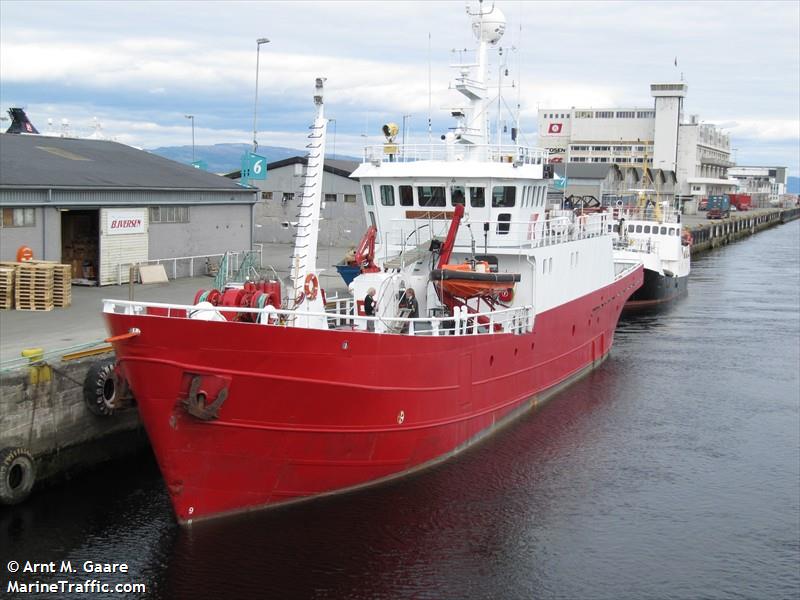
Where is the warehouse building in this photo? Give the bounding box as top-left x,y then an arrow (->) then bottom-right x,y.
552,163 -> 677,207
0,133 -> 257,285
538,81 -> 736,211
229,156 -> 366,247
727,166 -> 788,207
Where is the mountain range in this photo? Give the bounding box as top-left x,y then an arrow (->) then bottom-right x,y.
147,143 -> 358,174
147,143 -> 304,174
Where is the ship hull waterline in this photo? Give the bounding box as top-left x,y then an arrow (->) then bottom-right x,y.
106,266 -> 642,525
624,268 -> 688,311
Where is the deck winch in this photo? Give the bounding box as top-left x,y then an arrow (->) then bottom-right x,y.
193,280 -> 281,322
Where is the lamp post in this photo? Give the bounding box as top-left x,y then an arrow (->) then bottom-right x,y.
253,37 -> 270,152
184,114 -> 195,162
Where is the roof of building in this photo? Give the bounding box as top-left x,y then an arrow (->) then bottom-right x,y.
553,162 -> 676,184
224,156 -> 360,181
0,134 -> 255,193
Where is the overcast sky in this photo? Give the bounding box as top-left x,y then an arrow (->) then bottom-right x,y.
1,0 -> 798,174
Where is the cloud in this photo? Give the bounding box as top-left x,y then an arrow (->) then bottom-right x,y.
1,0 -> 797,174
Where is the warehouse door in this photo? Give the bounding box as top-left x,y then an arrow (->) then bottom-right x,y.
99,208 -> 149,285
61,209 -> 99,285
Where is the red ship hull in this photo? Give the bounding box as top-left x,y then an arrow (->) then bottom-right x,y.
105,266 -> 642,524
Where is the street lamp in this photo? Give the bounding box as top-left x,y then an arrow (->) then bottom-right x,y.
253,37 -> 270,152
184,114 -> 195,162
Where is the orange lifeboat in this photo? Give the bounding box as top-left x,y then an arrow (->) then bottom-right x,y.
431,261 -> 520,300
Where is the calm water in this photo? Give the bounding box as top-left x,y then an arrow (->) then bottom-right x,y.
3,221 -> 799,600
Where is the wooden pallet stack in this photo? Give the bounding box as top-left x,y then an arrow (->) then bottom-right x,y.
52,263 -> 72,308
14,262 -> 54,311
0,266 -> 14,309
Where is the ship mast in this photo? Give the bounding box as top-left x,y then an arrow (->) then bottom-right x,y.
289,78 -> 329,326
451,1 -> 506,153
290,78 -> 327,293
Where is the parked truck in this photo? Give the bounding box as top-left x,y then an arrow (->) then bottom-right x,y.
706,195 -> 731,219
728,193 -> 752,211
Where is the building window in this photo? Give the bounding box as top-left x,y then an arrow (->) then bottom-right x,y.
282,192 -> 294,204
596,111 -> 614,118
379,185 -> 394,206
575,111 -> 593,118
150,206 -> 189,224
325,193 -> 337,203
470,187 -> 485,208
344,194 -> 356,203
636,111 -> 655,118
261,191 -> 272,200
492,186 -> 516,208
399,185 -> 413,206
417,186 -> 446,207
362,185 -> 374,206
616,111 -> 635,118
1,207 -> 35,227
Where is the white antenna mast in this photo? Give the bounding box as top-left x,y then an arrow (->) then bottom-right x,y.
427,32 -> 432,145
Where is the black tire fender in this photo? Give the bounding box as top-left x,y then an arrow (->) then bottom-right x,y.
0,447 -> 36,505
83,358 -> 117,417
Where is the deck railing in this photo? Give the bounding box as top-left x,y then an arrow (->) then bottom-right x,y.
385,211 -> 612,256
363,143 -> 549,165
103,300 -> 535,337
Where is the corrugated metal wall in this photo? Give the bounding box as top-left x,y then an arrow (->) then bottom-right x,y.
0,189 -> 252,206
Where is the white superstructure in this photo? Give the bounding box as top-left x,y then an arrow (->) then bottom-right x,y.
349,3 -> 636,330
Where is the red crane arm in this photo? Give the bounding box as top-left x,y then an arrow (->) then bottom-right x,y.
437,204 -> 465,269
354,225 -> 379,273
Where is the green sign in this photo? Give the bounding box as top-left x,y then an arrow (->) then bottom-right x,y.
241,152 -> 267,181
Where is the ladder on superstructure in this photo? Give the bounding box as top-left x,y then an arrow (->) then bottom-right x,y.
289,78 -> 328,305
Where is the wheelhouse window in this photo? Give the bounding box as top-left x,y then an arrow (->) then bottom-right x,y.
636,225 -> 643,233
325,193 -> 337,203
660,226 -> 667,234
363,185 -> 374,206
380,185 -> 395,206
470,187 -> 485,207
368,211 -> 377,231
450,186 -> 466,206
492,186 -> 516,208
644,226 -> 651,233
399,185 -> 413,206
417,186 -> 445,207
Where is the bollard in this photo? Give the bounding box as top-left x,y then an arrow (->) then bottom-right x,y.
21,348 -> 50,385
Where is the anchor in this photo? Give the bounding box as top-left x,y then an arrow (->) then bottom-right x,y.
182,375 -> 228,421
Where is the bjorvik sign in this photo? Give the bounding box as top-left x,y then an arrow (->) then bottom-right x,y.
107,209 -> 146,235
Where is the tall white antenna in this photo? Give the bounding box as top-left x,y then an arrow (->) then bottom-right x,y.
427,32 -> 432,145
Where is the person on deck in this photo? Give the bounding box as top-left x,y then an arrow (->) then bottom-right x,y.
399,288 -> 419,319
364,288 -> 376,332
